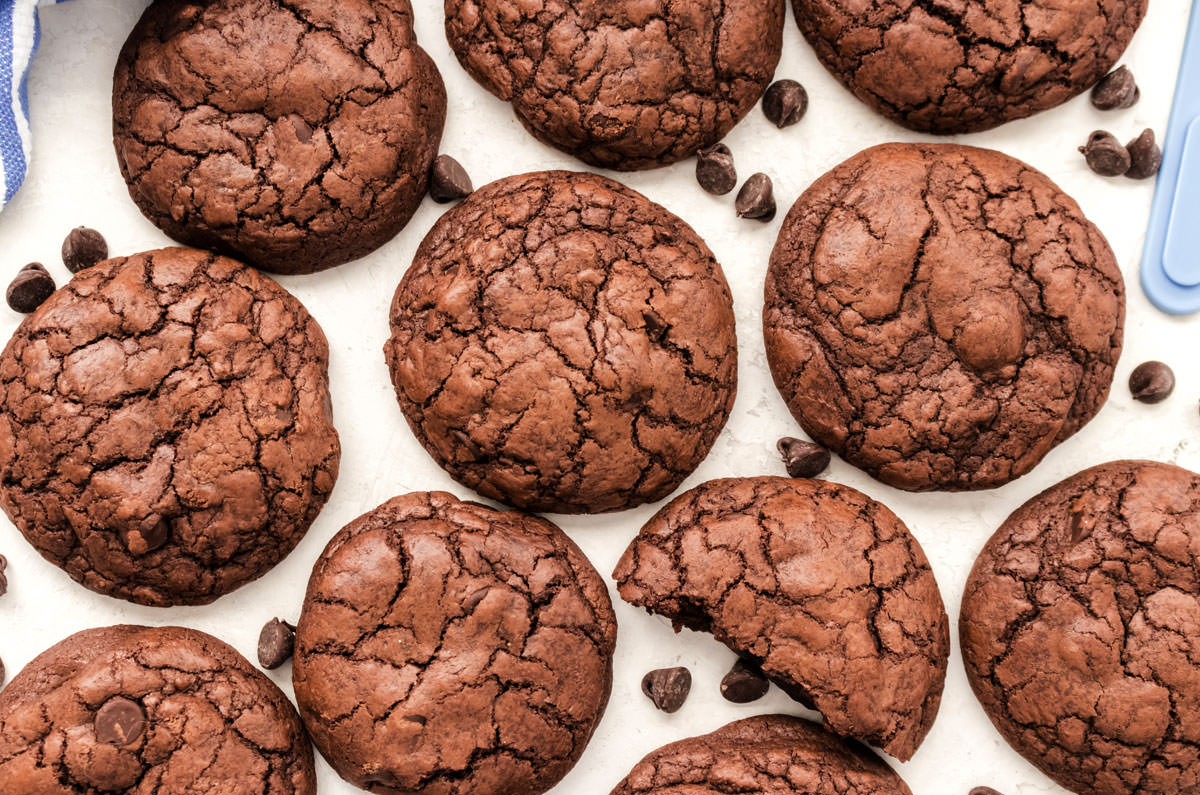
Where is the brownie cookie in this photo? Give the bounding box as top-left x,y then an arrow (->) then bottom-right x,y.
611,715 -> 911,794
0,248 -> 340,606
614,476 -> 949,761
445,0 -> 784,170
962,460 -> 1200,795
292,491 -> 617,794
385,170 -> 737,514
0,625 -> 315,793
764,143 -> 1124,492
791,0 -> 1147,133
113,0 -> 446,274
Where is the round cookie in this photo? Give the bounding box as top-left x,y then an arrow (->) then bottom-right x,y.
0,247 -> 340,606
113,0 -> 446,274
613,476 -> 949,761
0,625 -> 315,793
384,170 -> 737,514
292,491 -> 617,794
791,0 -> 1147,133
764,143 -> 1124,492
961,460 -> 1200,795
611,715 -> 912,795
445,0 -> 784,170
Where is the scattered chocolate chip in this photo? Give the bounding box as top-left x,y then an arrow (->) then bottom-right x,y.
61,226 -> 109,273
0,553 -> 7,597
641,666 -> 691,713
94,696 -> 146,745
720,659 -> 769,703
777,437 -> 830,479
1129,360 -> 1174,403
969,788 -> 1003,795
762,79 -> 808,128
1125,128 -> 1162,180
257,618 -> 296,670
1079,131 -> 1131,177
0,657 -> 4,689
429,154 -> 473,203
735,173 -> 775,221
1090,66 -> 1139,111
6,264 -> 55,313
696,144 -> 736,195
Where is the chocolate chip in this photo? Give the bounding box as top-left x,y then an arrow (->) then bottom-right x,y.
696,144 -> 736,195
121,517 -> 170,556
61,226 -> 109,273
969,788 -> 1004,795
735,173 -> 775,221
1079,131 -> 1131,177
94,696 -> 146,745
1091,66 -> 1139,111
720,659 -> 769,703
288,114 -> 313,143
777,437 -> 830,479
1129,360 -> 1174,403
429,154 -> 473,203
642,308 -> 668,341
0,657 -> 5,689
0,553 -> 7,597
6,264 -> 55,313
641,666 -> 691,713
762,79 -> 808,128
1125,129 -> 1162,180
257,617 -> 295,670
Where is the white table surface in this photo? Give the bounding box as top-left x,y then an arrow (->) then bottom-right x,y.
2,1 -> 1197,793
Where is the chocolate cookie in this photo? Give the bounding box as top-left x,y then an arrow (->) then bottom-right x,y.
0,248 -> 340,606
292,491 -> 617,794
611,715 -> 911,794
792,0 -> 1147,133
0,625 -> 315,793
961,460 -> 1200,795
445,0 -> 784,170
764,143 -> 1124,492
384,170 -> 737,514
613,476 -> 949,761
113,0 -> 446,274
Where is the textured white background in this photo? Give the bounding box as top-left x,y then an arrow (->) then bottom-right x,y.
1,1 -> 1197,793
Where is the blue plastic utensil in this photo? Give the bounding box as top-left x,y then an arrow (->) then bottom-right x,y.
1141,1 -> 1200,314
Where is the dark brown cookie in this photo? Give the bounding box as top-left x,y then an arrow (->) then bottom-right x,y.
961,460 -> 1200,795
0,625 -> 315,794
113,0 -> 446,274
0,247 -> 340,606
445,0 -> 784,170
611,715 -> 912,794
292,491 -> 617,794
764,143 -> 1124,492
792,0 -> 1147,133
384,170 -> 737,514
613,476 -> 949,761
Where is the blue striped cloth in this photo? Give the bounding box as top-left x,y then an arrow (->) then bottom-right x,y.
0,0 -> 66,209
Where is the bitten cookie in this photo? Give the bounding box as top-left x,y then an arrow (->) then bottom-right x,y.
764,143 -> 1124,492
611,715 -> 912,795
0,625 -> 315,794
385,170 -> 737,514
445,0 -> 784,169
791,0 -> 1147,133
0,248 -> 340,606
113,0 -> 446,274
613,476 -> 949,761
292,491 -> 617,794
961,460 -> 1200,795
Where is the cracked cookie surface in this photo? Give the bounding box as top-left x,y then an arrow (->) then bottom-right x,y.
613,476 -> 949,761
292,491 -> 617,794
764,143 -> 1124,492
384,170 -> 737,514
0,625 -> 315,794
791,0 -> 1147,133
961,460 -> 1200,795
0,247 -> 340,606
113,0 -> 446,274
444,0 -> 784,170
611,714 -> 912,794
